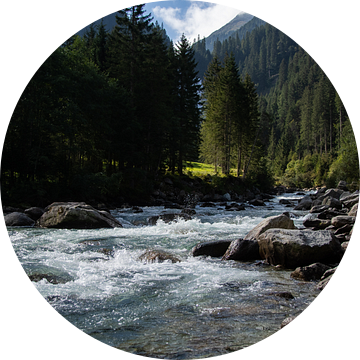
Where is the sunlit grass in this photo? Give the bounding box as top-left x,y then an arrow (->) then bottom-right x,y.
185,162 -> 237,177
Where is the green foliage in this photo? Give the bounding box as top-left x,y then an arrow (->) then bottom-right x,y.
200,54 -> 264,181
327,121 -> 359,187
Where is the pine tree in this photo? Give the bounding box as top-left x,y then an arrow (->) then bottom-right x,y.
95,20 -> 108,72
217,53 -> 243,175
242,73 -> 260,179
174,34 -> 202,175
200,56 -> 222,171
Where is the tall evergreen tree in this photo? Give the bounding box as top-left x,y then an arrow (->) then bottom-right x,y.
174,34 -> 202,175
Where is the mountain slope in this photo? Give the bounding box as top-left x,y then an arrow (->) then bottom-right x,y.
193,16 -> 266,80
205,12 -> 253,52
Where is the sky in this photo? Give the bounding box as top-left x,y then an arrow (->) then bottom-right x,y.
144,1 -> 242,44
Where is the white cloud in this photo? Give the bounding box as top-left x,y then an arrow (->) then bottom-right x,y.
153,2 -> 241,44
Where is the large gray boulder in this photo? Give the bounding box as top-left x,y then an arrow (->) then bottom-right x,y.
258,229 -> 342,268
322,196 -> 342,210
5,212 -> 35,227
294,195 -> 313,210
221,214 -> 296,261
331,215 -> 356,228
348,203 -> 358,217
37,202 -> 122,229
244,214 -> 296,241
341,193 -> 359,209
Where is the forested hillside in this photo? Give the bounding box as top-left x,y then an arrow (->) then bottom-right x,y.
195,18 -> 359,190
1,4 -> 358,208
1,5 -> 201,206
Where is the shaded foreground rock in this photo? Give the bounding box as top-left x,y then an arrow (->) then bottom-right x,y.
221,239 -> 260,261
258,229 -> 342,268
331,215 -> 356,228
24,207 -> 45,221
139,249 -> 181,263
290,263 -> 331,281
192,240 -> 232,257
5,212 -> 35,227
315,265 -> 337,290
37,202 -> 122,229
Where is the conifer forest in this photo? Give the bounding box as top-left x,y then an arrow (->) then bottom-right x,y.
2,5 -> 358,207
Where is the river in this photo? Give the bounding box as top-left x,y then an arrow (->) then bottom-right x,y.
8,192 -> 321,359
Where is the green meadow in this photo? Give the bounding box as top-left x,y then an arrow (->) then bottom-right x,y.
185,162 -> 237,177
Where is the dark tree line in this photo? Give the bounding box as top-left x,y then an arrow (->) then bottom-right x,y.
1,5 -> 201,206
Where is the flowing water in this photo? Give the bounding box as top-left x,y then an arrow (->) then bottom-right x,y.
8,193 -> 321,359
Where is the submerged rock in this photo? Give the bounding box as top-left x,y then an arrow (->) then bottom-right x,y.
28,273 -> 70,284
148,213 -> 192,225
258,229 -> 342,268
269,291 -> 294,300
37,202 -> 122,229
25,265 -> 74,284
139,249 -> 181,263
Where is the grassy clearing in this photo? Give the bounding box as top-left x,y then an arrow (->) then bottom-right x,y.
185,162 -> 237,177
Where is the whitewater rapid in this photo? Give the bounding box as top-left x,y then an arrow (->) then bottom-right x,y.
8,192 -> 319,358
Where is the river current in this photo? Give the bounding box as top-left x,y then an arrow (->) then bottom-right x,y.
8,192 -> 321,359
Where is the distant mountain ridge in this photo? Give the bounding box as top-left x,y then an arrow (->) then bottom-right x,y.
205,12 -> 254,52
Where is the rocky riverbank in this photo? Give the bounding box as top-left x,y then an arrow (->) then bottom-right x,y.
189,180 -> 357,328
3,180 -> 357,333
4,202 -> 122,229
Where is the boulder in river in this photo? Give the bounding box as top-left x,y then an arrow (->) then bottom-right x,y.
331,215 -> 356,228
139,249 -> 181,263
294,195 -> 313,210
5,212 -> 35,227
290,262 -> 331,281
243,213 -> 296,242
24,207 -> 45,221
37,202 -> 122,229
348,203 -> 358,217
221,214 -> 296,261
148,213 -> 192,225
192,240 -> 232,257
221,238 -> 260,261
341,193 -> 359,209
303,218 -> 331,230
258,229 -> 342,268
